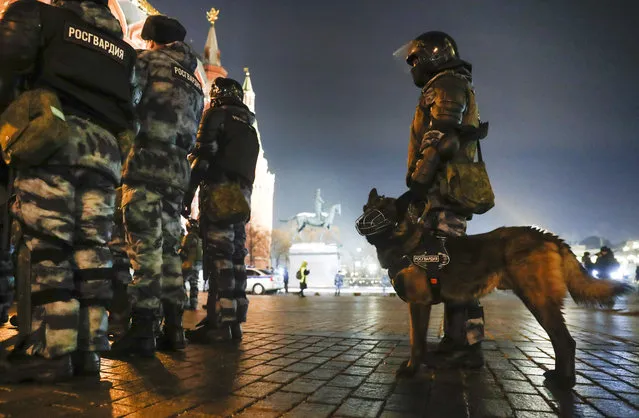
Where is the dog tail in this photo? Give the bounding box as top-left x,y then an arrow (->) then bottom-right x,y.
562,247 -> 632,308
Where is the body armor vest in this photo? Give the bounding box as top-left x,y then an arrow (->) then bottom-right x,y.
33,5 -> 135,134
213,109 -> 260,187
425,70 -> 480,162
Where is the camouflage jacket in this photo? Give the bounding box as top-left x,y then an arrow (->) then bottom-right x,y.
0,0 -> 135,182
122,42 -> 204,193
407,67 -> 481,212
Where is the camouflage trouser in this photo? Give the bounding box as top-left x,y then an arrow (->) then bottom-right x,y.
200,181 -> 250,324
425,209 -> 484,346
122,183 -> 184,313
11,167 -> 115,358
182,267 -> 200,306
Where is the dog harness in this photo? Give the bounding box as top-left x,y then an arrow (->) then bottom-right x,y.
394,235 -> 450,304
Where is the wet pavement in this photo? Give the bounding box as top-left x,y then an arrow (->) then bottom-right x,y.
1,291 -> 638,417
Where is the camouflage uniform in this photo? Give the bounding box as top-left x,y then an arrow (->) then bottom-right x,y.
118,36 -> 203,350
407,63 -> 485,350
184,80 -> 259,342
180,223 -> 202,309
0,0 -> 134,373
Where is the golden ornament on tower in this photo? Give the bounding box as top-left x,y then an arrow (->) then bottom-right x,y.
207,8 -> 220,24
135,0 -> 161,16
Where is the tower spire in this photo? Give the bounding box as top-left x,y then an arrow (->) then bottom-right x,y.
202,7 -> 227,100
242,67 -> 256,113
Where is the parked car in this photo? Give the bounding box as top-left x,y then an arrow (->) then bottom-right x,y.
247,268 -> 284,295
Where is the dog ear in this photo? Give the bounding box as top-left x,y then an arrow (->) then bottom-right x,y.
368,188 -> 379,203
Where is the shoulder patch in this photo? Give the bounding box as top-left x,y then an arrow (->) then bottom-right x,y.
64,23 -> 128,64
172,65 -> 203,94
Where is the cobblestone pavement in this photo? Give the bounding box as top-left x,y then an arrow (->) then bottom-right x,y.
1,291 -> 638,417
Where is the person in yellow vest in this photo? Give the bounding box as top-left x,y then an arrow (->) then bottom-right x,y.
296,261 -> 309,297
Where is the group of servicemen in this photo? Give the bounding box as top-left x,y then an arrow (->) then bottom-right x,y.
0,0 -> 504,384
0,0 -> 259,383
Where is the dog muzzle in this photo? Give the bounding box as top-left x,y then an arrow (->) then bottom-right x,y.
355,209 -> 393,236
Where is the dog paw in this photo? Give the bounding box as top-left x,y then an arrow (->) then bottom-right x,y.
543,369 -> 576,388
396,360 -> 419,378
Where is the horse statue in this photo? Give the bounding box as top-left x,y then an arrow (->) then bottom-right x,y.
281,189 -> 342,239
290,203 -> 342,233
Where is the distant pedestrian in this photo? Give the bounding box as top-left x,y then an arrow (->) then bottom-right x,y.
381,270 -> 391,295
283,267 -> 289,294
594,247 -> 619,279
297,261 -> 309,297
334,270 -> 345,296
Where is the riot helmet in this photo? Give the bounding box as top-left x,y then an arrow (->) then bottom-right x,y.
356,208 -> 394,237
394,31 -> 461,87
210,77 -> 243,104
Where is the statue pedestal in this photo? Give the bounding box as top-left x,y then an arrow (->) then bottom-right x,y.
289,242 -> 340,288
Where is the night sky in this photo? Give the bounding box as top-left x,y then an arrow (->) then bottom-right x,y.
153,0 -> 639,251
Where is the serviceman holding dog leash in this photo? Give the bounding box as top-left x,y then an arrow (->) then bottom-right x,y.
396,31 -> 495,369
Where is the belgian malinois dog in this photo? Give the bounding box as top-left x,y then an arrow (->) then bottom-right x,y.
359,188 -> 632,388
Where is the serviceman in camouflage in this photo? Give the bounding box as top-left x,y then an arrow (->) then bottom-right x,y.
398,31 -> 487,368
0,0 -> 135,382
184,78 -> 260,342
179,218 -> 202,310
111,15 -> 204,356
107,186 -> 132,339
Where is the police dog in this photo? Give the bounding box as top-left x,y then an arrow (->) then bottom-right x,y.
359,188 -> 632,388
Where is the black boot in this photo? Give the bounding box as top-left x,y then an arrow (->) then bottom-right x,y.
434,335 -> 458,353
72,351 -> 101,376
0,306 -> 8,324
0,353 -> 74,384
435,304 -> 468,353
157,302 -> 186,351
108,309 -> 156,358
185,293 -> 220,344
107,281 -> 130,340
230,322 -> 243,340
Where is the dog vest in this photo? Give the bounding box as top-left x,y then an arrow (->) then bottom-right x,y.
397,235 -> 450,304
